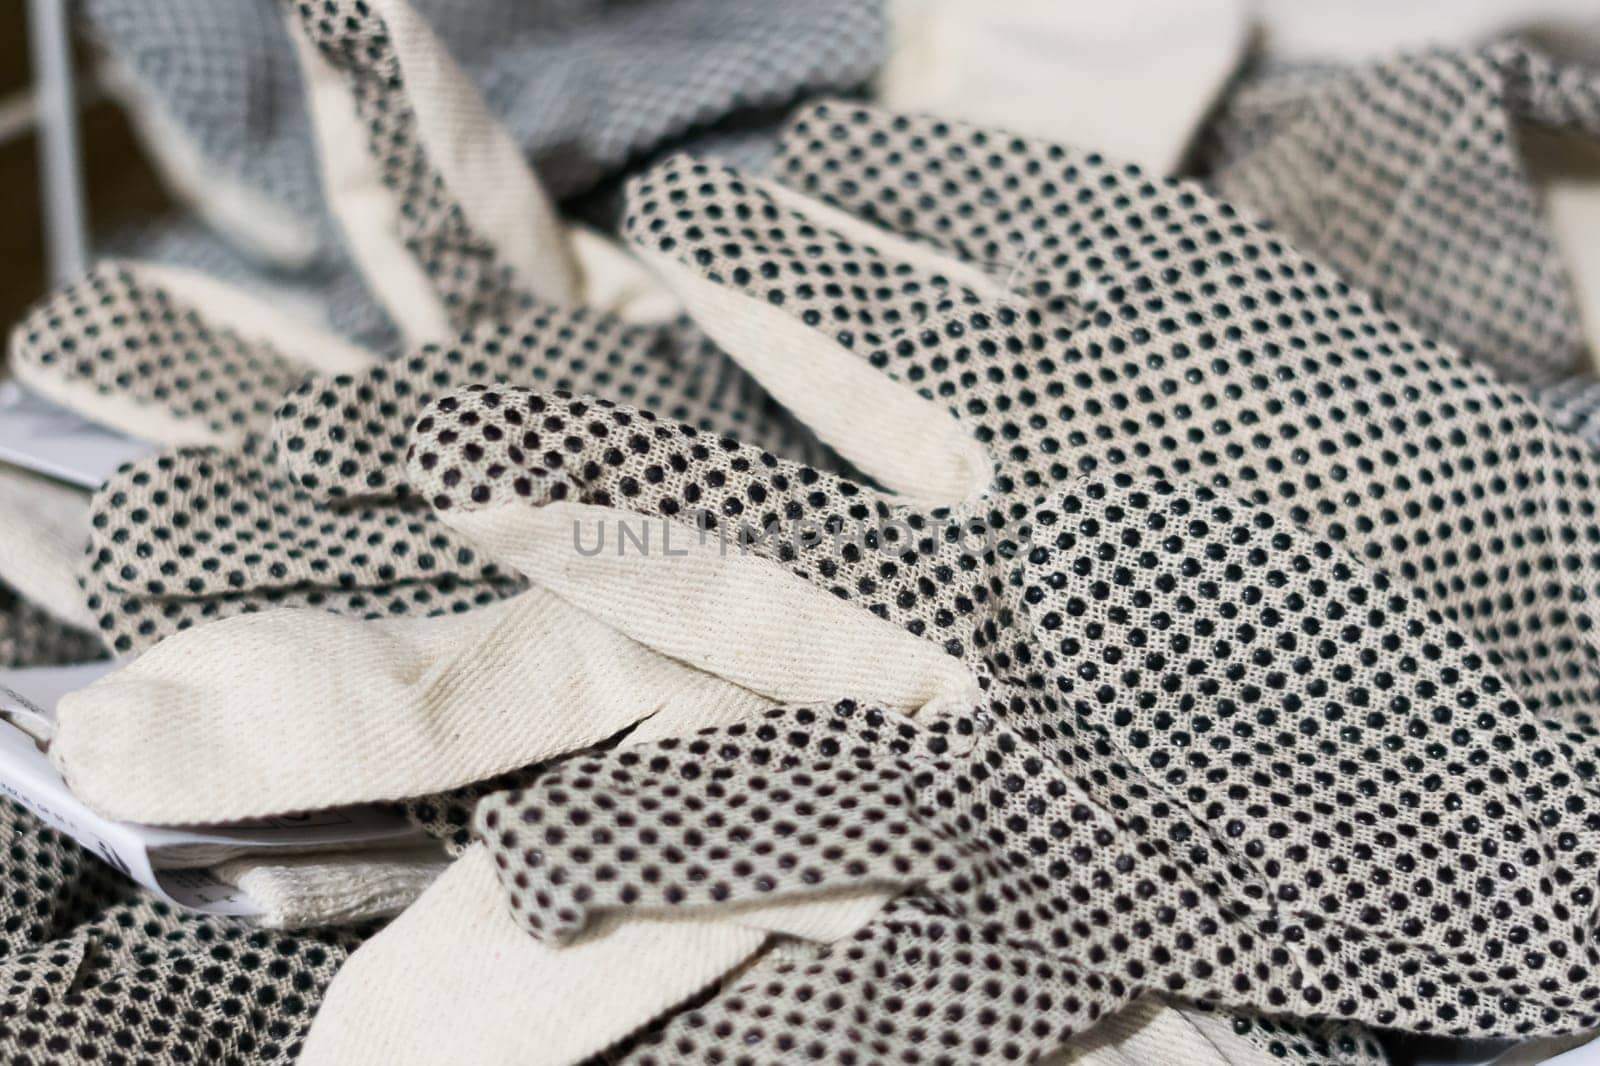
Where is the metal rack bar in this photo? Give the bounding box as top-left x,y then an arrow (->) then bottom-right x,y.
26,0 -> 89,286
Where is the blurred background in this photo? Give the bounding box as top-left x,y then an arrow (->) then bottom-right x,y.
0,4 -> 167,326
8,0 -> 1600,347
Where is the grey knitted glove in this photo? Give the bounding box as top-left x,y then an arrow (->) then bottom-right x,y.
81,0 -> 884,267
76,0 -> 885,356
1196,40 -> 1600,383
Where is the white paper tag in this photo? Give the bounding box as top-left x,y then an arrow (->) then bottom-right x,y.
0,660 -> 117,740
0,662 -> 425,916
0,380 -> 156,488
0,715 -> 262,914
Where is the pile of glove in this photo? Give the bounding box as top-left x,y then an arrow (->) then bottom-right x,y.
7,1 -> 1600,1064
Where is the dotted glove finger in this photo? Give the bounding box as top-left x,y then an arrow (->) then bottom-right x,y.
83,438 -> 519,654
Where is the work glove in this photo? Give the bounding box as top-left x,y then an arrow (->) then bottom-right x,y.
55,296 -> 832,821
300,103 -> 1600,1062
1197,40 -> 1600,383
41,80 -> 1348,1064
49,0 -> 835,807
0,4 -> 876,1063
1,263 -> 428,938
1,258 -> 380,654
0,798 -> 363,1064
60,0 -> 830,657
775,101 -> 1600,720
10,0 -> 834,969
0,6 -> 789,1062
4,259 -> 482,657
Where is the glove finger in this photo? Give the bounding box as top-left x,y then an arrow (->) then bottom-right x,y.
53,585 -> 770,825
82,439 -> 518,654
624,154 -> 998,508
407,385 -> 981,707
287,0 -> 579,343
391,629 -> 813,859
298,844 -> 768,1066
612,896 -> 1388,1066
272,304 -> 808,503
473,701 -> 976,945
87,568 -> 510,658
10,261 -> 375,448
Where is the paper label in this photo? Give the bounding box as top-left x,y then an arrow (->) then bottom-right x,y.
0,714 -> 261,914
0,663 -> 423,916
0,659 -> 118,739
0,380 -> 156,488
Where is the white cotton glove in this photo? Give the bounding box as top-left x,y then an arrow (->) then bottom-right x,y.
0,258 -> 382,646
292,97 -> 1600,1063
9,259 -> 376,448
48,0 -> 847,824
